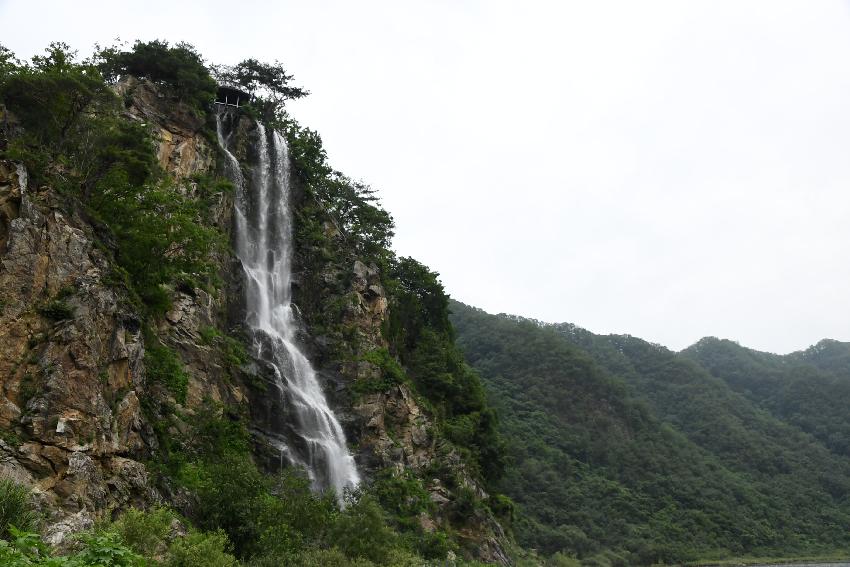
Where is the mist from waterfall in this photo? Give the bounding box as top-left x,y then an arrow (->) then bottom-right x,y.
215,111 -> 360,498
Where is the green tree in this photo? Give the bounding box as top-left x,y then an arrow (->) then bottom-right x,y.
214,58 -> 307,122
96,40 -> 217,111
329,494 -> 399,564
0,479 -> 38,541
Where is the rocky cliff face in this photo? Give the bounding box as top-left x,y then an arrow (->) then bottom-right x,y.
0,77 -> 234,545
0,159 -> 156,544
292,254 -> 509,562
0,78 -> 509,562
320,260 -> 509,562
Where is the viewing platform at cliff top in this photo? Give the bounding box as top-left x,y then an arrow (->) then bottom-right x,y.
215,84 -> 250,108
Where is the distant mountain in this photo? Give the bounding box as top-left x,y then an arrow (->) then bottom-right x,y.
450,301 -> 850,565
683,337 -> 850,457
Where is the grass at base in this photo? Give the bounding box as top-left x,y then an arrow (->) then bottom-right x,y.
677,552 -> 850,566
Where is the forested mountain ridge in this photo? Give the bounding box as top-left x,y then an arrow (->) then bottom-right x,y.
683,336 -> 850,458
450,301 -> 850,566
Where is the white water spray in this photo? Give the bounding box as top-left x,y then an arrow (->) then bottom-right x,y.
215,112 -> 360,498
15,163 -> 27,195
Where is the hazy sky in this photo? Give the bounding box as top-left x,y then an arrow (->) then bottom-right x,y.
2,0 -> 849,354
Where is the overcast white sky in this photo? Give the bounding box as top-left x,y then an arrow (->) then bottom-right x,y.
2,0 -> 849,354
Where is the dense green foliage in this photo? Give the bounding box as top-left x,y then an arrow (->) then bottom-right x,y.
450,301 -> 850,566
213,59 -> 308,122
0,403 -> 483,566
0,488 -> 166,566
351,348 -> 406,393
0,479 -> 39,541
143,339 -> 189,404
199,326 -> 249,370
91,172 -> 224,310
0,527 -> 144,566
0,509 -> 239,566
36,300 -> 74,322
145,401 -> 447,565
96,40 -> 217,111
286,124 -> 395,259
0,44 -> 100,121
684,337 -> 850,458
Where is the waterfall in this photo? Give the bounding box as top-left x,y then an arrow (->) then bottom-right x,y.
215,111 -> 360,498
15,163 -> 27,195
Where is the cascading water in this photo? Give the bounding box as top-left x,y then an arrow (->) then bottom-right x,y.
215,110 -> 360,498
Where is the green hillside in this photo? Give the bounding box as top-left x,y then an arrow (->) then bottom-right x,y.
683,337 -> 850,458
450,301 -> 850,566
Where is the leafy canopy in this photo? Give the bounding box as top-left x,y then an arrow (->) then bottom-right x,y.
96,39 -> 217,111
214,58 -> 308,122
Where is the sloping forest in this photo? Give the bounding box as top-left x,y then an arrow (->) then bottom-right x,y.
451,301 -> 850,566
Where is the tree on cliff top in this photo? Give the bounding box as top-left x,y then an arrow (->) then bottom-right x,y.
96,39 -> 217,111
213,59 -> 308,123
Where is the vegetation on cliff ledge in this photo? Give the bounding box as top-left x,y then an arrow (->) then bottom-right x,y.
0,41 -> 223,315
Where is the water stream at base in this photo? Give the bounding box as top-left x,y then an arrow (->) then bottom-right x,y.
215,110 -> 360,498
